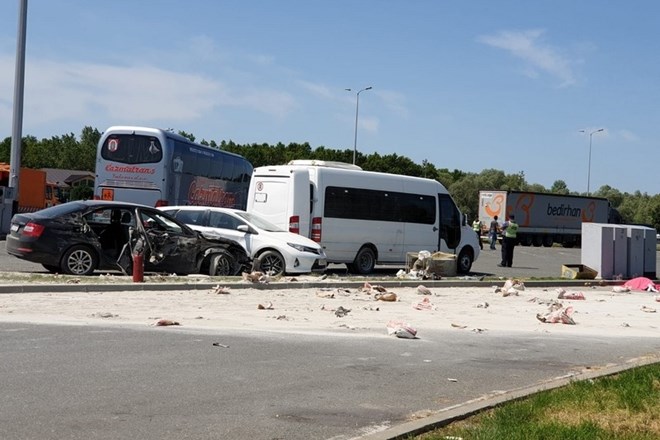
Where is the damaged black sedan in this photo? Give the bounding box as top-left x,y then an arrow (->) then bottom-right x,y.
6,200 -> 250,276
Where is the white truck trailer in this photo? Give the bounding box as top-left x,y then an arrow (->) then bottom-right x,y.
478,190 -> 620,247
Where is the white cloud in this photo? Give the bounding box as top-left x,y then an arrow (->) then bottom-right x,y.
478,29 -> 576,87
0,54 -> 297,131
618,129 -> 639,142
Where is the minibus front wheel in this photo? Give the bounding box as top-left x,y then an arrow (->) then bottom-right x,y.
457,247 -> 474,274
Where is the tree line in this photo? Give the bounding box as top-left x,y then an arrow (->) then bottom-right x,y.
1,126 -> 658,231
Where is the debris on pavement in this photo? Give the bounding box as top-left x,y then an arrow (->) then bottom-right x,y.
375,292 -> 398,302
211,285 -> 231,294
558,291 -> 586,300
153,319 -> 180,326
257,302 -> 274,310
451,323 -> 468,329
386,320 -> 417,338
623,277 -> 660,292
212,342 -> 229,348
536,303 -> 575,325
242,271 -> 270,284
416,285 -> 432,295
412,297 -> 435,310
476,301 -> 489,308
641,306 -> 656,313
612,285 -> 631,293
334,306 -> 351,317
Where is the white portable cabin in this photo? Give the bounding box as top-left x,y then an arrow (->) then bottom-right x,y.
248,160 -> 479,274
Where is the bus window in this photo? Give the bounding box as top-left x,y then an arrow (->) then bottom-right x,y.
101,135 -> 163,164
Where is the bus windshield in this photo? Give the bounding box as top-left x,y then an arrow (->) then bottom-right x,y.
101,134 -> 163,164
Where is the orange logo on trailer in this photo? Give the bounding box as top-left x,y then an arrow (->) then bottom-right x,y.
513,193 -> 535,227
581,201 -> 596,222
484,193 -> 504,217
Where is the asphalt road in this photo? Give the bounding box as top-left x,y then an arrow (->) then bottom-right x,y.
2,322 -> 659,440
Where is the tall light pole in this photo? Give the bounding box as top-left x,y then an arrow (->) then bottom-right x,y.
580,128 -> 604,196
346,86 -> 372,165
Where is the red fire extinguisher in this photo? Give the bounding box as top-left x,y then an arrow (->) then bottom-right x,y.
132,252 -> 144,283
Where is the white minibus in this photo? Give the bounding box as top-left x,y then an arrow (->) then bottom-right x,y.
247,160 -> 479,274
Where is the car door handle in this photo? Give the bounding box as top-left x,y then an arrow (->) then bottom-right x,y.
433,226 -> 438,232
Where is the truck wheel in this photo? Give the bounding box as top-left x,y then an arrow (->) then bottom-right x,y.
519,235 -> 532,246
256,250 -> 286,276
61,245 -> 98,276
532,235 -> 543,247
209,250 -> 238,276
350,247 -> 376,274
542,236 -> 554,247
457,248 -> 474,274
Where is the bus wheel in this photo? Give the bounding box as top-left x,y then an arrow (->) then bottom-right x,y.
351,247 -> 376,275
257,250 -> 286,276
62,245 -> 98,276
457,248 -> 474,274
209,250 -> 237,276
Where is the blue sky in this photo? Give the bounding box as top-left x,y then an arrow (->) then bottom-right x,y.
1,1 -> 659,195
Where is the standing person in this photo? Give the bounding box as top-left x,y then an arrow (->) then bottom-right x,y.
498,214 -> 519,267
489,215 -> 499,250
472,218 -> 483,250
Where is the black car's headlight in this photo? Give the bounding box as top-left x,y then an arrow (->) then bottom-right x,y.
287,242 -> 319,254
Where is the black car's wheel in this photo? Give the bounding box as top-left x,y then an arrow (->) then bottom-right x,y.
209,250 -> 237,276
350,246 -> 376,274
457,247 -> 474,274
256,250 -> 286,276
61,245 -> 98,276
42,264 -> 60,273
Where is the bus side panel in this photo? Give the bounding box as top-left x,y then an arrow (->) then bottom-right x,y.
400,179 -> 441,255
248,168 -> 311,236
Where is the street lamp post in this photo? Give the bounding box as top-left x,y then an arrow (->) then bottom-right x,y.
346,86 -> 372,165
580,128 -> 604,196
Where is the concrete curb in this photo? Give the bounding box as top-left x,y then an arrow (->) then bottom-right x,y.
0,278 -> 622,294
358,354 -> 660,440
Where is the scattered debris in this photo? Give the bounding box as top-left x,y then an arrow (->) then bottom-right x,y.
621,322 -> 630,328
257,302 -> 274,310
212,342 -> 229,348
451,323 -> 468,329
641,306 -> 656,313
316,288 -> 335,299
475,301 -> 489,309
362,282 -> 389,294
412,297 -> 435,310
416,285 -> 432,295
612,285 -> 631,293
623,277 -> 660,292
386,320 -> 417,338
334,306 -> 351,317
92,312 -> 117,318
558,291 -> 586,300
447,378 -> 458,382
153,319 -> 180,326
242,271 -> 270,284
472,328 -> 487,333
375,292 -> 398,302
211,285 -> 231,294
276,315 -> 288,320
536,303 -> 575,325
66,278 -> 81,284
